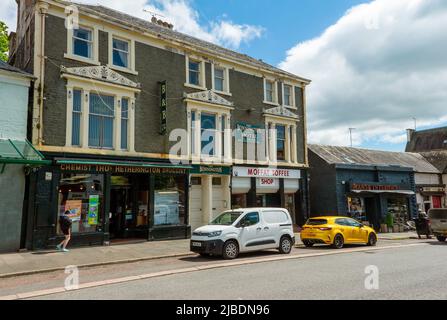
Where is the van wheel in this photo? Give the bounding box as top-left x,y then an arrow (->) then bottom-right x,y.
222,240 -> 239,259
367,233 -> 377,246
302,240 -> 314,247
279,236 -> 293,254
436,236 -> 446,242
332,234 -> 344,249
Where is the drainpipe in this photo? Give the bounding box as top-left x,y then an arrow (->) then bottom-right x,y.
37,2 -> 49,146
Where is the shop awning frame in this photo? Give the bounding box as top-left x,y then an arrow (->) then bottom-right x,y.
351,190 -> 415,196
0,139 -> 51,172
55,158 -> 192,169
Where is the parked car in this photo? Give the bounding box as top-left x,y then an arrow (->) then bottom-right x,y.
428,208 -> 447,242
190,208 -> 295,259
301,216 -> 377,249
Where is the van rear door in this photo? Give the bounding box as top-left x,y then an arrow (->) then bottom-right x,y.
261,210 -> 292,247
429,209 -> 447,232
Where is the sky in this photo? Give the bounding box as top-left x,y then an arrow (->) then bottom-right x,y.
2,0 -> 447,152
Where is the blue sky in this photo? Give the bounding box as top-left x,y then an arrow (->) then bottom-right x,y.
2,0 -> 447,152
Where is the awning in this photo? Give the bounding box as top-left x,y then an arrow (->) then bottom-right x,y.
55,158 -> 192,169
351,190 -> 415,195
0,139 -> 51,169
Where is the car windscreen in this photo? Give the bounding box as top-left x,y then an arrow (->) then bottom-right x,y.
210,211 -> 243,225
429,210 -> 447,220
306,219 -> 328,225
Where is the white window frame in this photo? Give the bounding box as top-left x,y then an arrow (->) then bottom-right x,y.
264,116 -> 298,165
211,63 -> 231,96
282,82 -> 296,109
64,24 -> 100,65
108,34 -> 137,75
185,55 -> 206,90
263,78 -> 279,106
64,77 -> 138,153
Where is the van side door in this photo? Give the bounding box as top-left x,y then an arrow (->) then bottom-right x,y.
238,212 -> 265,252
262,210 -> 292,247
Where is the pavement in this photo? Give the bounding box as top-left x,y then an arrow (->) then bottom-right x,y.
0,231 -> 419,279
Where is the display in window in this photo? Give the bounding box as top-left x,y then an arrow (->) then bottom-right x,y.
88,195 -> 99,225
347,197 -> 367,221
154,175 -> 186,226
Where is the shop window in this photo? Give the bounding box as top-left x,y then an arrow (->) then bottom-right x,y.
276,125 -> 286,161
232,194 -> 247,209
191,177 -> 201,185
154,175 -> 186,226
57,173 -> 104,234
212,177 -> 222,186
386,198 -> 409,230
89,93 -> 115,148
347,197 -> 367,222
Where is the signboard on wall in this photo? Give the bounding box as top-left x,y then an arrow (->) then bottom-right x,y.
191,165 -> 231,175
159,80 -> 167,135
232,166 -> 301,179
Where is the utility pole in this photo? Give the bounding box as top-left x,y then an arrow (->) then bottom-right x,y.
412,117 -> 417,130
349,128 -> 356,147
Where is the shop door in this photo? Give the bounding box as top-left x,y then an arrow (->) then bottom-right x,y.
212,177 -> 226,219
109,187 -> 131,239
189,177 -> 202,231
432,196 -> 442,209
365,197 -> 378,230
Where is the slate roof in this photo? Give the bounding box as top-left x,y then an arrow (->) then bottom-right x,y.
60,0 -> 310,83
308,144 -> 440,173
405,127 -> 447,152
420,151 -> 447,174
0,60 -> 34,78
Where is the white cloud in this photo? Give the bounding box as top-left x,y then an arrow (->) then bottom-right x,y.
279,0 -> 447,149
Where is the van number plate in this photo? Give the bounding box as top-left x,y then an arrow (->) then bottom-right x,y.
192,242 -> 202,247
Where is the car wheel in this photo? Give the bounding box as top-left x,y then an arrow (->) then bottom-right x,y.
367,233 -> 377,246
279,236 -> 293,254
222,240 -> 239,260
436,236 -> 446,242
302,240 -> 314,247
332,234 -> 344,249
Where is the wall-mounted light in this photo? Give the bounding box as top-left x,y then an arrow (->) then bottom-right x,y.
68,90 -> 72,99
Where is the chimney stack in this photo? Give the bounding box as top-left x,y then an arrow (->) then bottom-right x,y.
150,16 -> 174,30
406,128 -> 415,143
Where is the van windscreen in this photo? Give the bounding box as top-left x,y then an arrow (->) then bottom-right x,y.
429,210 -> 447,220
306,219 -> 328,225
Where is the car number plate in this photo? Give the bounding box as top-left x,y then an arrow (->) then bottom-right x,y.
192,242 -> 202,247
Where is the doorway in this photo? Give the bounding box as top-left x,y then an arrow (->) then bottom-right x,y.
109,187 -> 132,239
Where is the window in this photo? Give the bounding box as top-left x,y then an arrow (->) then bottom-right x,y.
73,27 -> 93,59
121,98 -> 129,150
265,80 -> 274,102
306,219 -> 328,225
57,173 -> 104,234
241,212 -> 260,226
214,67 -> 225,92
191,111 -> 196,155
201,112 -> 217,157
89,94 -> 115,148
212,177 -> 222,185
154,175 -> 186,226
71,90 -> 82,146
113,38 -> 129,68
283,84 -> 293,107
191,176 -> 201,185
276,125 -> 286,161
335,218 -> 349,226
221,116 -> 225,158
189,60 -> 201,86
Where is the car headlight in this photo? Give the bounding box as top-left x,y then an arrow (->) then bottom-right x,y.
208,231 -> 222,237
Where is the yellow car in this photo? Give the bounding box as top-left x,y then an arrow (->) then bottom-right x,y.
300,216 -> 377,249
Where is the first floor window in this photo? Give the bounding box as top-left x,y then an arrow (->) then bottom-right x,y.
265,80 -> 274,102
72,89 -> 82,146
73,27 -> 92,58
283,84 -> 293,106
121,98 -> 129,150
201,112 -> 217,156
191,111 -> 196,154
276,125 -> 285,161
113,38 -> 129,68
214,67 -> 225,92
89,93 -> 115,148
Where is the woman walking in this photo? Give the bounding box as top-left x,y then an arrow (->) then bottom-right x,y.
57,210 -> 72,252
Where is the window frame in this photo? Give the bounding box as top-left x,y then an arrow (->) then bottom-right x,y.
88,93 -> 115,150
264,78 -> 278,105
276,124 -> 286,161
65,24 -> 100,65
71,89 -> 82,147
282,83 -> 296,109
108,33 -> 137,75
212,63 -> 231,96
185,55 -> 206,90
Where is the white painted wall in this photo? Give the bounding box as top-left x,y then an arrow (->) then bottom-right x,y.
415,173 -> 440,185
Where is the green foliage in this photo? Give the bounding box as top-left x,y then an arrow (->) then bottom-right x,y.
0,21 -> 9,62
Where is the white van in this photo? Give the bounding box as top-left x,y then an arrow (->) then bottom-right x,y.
190,208 -> 295,259
428,208 -> 447,242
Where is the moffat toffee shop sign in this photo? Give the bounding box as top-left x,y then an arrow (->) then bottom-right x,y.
232,166 -> 301,179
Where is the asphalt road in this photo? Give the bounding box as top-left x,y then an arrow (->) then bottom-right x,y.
18,240 -> 447,300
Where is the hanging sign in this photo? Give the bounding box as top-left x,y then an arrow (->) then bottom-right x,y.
159,80 -> 167,135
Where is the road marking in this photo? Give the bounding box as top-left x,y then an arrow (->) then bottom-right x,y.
0,242 -> 426,300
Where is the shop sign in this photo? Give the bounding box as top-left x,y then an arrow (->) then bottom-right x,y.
351,183 -> 399,191
159,80 -> 167,135
232,166 -> 301,179
418,186 -> 446,193
191,165 -> 231,175
259,178 -> 277,186
60,164 -> 187,175
235,122 -> 263,144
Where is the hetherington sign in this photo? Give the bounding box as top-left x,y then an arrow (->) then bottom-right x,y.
232,166 -> 301,179
60,164 -> 187,175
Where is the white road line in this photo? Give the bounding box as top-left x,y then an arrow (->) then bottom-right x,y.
0,242 -> 427,300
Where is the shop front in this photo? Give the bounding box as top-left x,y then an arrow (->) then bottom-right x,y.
25,156 -> 191,250
188,164 -> 231,231
346,182 -> 416,232
231,166 -> 302,224
416,185 -> 446,212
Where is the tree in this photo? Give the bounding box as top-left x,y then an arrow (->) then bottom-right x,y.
0,21 -> 9,62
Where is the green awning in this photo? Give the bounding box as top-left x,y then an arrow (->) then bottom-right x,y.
0,139 -> 51,166
55,158 -> 192,169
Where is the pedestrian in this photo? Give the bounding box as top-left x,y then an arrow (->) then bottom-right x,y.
415,210 -> 431,239
57,210 -> 72,252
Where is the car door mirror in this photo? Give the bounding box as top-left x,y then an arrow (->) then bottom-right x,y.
238,220 -> 246,228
